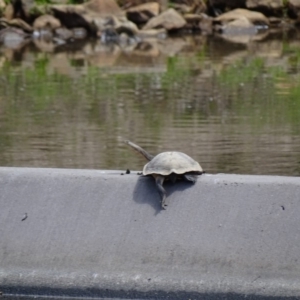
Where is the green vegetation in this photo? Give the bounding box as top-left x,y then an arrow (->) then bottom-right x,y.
218,57 -> 265,87
215,55 -> 300,132
1,47 -> 300,129
34,0 -> 51,5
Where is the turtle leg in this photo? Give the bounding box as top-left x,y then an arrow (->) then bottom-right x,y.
169,173 -> 177,184
155,175 -> 167,209
183,174 -> 198,183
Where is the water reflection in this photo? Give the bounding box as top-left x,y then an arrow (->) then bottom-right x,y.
0,32 -> 300,176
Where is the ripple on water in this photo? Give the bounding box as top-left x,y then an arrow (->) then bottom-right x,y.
0,37 -> 300,176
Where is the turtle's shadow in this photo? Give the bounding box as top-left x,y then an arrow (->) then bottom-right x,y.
132,175 -> 195,215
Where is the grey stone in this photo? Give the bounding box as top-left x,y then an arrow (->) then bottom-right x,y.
137,28 -> 167,39
33,14 -> 61,30
222,16 -> 258,35
5,0 -> 34,21
50,4 -> 97,35
215,8 -> 270,26
207,0 -> 246,16
246,0 -> 284,16
287,0 -> 300,18
55,27 -> 73,40
126,2 -> 160,24
1,17 -> 33,32
84,0 -> 122,16
0,27 -> 29,48
0,0 -> 5,9
143,8 -> 187,31
72,27 -> 87,39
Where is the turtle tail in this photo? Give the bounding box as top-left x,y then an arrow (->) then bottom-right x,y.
125,140 -> 154,161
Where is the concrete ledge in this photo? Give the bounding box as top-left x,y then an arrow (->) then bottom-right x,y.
0,167 -> 300,299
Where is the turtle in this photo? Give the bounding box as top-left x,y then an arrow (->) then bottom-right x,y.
125,140 -> 204,209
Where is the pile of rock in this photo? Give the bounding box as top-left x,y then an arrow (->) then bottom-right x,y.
0,0 -> 300,47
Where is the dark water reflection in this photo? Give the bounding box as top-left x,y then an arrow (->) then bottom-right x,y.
0,32 -> 300,176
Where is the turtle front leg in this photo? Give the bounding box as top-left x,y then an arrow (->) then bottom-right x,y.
183,174 -> 198,183
155,175 -> 167,209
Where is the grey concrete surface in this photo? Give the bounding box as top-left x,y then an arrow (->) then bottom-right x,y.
0,167 -> 300,299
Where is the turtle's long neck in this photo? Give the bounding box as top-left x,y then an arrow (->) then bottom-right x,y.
125,140 -> 154,161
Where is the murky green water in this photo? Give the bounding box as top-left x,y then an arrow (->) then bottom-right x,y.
0,32 -> 300,176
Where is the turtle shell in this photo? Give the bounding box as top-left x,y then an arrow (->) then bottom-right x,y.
143,151 -> 203,176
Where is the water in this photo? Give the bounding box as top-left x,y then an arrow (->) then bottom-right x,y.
0,32 -> 300,176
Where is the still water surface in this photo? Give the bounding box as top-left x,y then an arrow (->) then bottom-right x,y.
0,33 -> 300,176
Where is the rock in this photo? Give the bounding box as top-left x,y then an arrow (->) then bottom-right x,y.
184,13 -> 212,31
156,36 -> 188,55
287,0 -> 300,19
33,28 -> 53,42
99,27 -> 119,43
114,16 -> 139,35
118,0 -> 161,9
172,0 -> 207,14
51,5 -> 97,35
33,15 -> 61,31
126,2 -> 160,24
215,8 -> 270,26
51,2 -> 130,37
95,15 -> 139,38
0,0 -> 6,10
4,4 -> 16,20
222,16 -> 257,34
143,8 -> 187,31
5,0 -> 35,22
55,27 -> 73,40
0,18 -> 8,29
7,19 -> 33,33
131,41 -> 161,56
190,0 -> 207,14
218,33 -> 251,44
33,38 -> 56,52
52,36 -> 67,45
199,14 -> 214,33
0,27 -> 29,48
172,4 -> 194,14
84,0 -> 122,16
118,32 -> 129,44
268,16 -> 282,26
246,0 -> 284,16
295,16 -> 300,25
137,28 -> 167,39
207,0 -> 246,16
72,27 -> 87,39
219,28 -> 268,43
0,19 -> 7,29
184,13 -> 203,22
